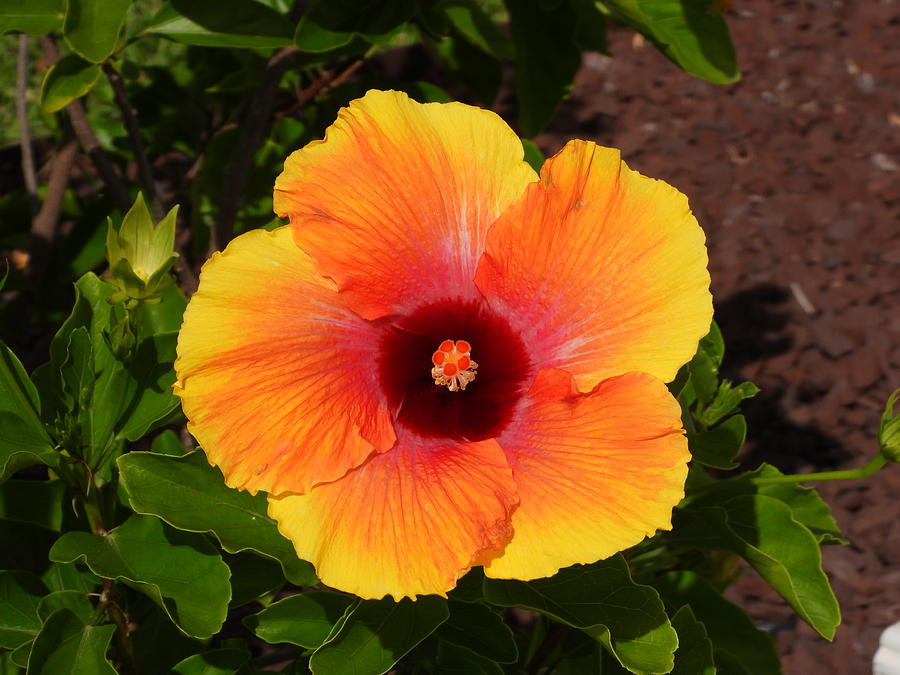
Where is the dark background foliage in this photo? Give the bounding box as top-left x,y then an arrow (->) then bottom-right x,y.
0,1 -> 896,673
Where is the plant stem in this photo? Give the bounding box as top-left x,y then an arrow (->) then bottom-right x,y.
747,453 -> 887,485
211,45 -> 300,253
686,453 -> 888,497
40,36 -> 132,213
102,61 -> 163,220
80,474 -> 137,675
29,134 -> 77,287
16,34 -> 38,215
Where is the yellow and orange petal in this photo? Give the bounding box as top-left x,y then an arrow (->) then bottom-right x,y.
274,89 -> 537,321
268,436 -> 519,600
475,140 -> 712,391
174,227 -> 395,497
484,368 -> 689,580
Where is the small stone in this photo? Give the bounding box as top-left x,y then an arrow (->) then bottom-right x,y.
811,323 -> 856,358
871,153 -> 898,172
846,348 -> 882,390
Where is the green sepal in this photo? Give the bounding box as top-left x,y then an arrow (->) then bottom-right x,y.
106,194 -> 180,301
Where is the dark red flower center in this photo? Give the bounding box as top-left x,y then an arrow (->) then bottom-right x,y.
377,299 -> 532,441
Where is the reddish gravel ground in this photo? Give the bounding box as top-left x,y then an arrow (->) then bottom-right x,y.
524,2 -> 899,672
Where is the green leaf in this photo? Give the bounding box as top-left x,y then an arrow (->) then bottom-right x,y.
670,606 -> 715,675
26,609 -> 115,674
433,27 -> 502,105
484,555 -> 677,674
441,0 -> 514,58
150,429 -> 188,456
879,388 -> 900,462
36,590 -> 94,623
601,0 -> 739,84
294,0 -> 414,52
63,0 -> 130,62
32,273 -> 128,473
0,342 -> 57,483
696,381 -> 758,427
130,595 -> 203,673
310,596 -> 449,675
572,0 -> 608,52
49,514 -> 231,639
0,651 -> 22,674
9,641 -> 30,669
690,464 -> 845,545
40,562 -> 99,594
61,327 -> 128,473
690,494 -> 840,639
0,0 -> 63,34
521,138 -> 544,173
117,450 -> 316,586
699,321 -> 725,367
668,363 -> 692,400
0,342 -> 44,441
506,0 -> 581,137
689,350 -> 718,405
0,480 -> 65,531
435,641 -> 504,675
118,332 -> 180,441
436,601 -> 517,664
689,413 -> 745,470
447,567 -> 485,603
171,648 -> 251,675
142,284 -> 188,335
148,0 -> 294,48
0,571 -> 46,650
244,591 -> 355,648
651,571 -> 780,675
225,551 -> 284,608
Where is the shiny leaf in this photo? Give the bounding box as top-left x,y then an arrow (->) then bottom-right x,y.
690,495 -> 840,639
437,601 -> 517,664
244,592 -> 355,648
670,605 -> 715,675
149,0 -> 294,49
63,0 -> 130,62
118,450 -> 316,585
0,0 -> 64,35
651,571 -> 781,675
171,648 -> 251,675
310,596 -> 449,675
50,514 -> 230,639
601,0 -> 739,83
484,555 -> 677,674
26,609 -> 115,674
0,571 -> 46,650
506,0 -> 581,136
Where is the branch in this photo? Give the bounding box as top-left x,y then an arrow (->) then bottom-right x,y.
278,56 -> 366,120
16,34 -> 39,215
29,134 -> 77,287
40,36 -> 131,213
211,46 -> 300,253
102,62 -> 163,220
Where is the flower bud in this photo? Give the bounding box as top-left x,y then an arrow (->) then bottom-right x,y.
106,193 -> 179,300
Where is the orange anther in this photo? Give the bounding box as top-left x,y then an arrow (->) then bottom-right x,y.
431,338 -> 478,391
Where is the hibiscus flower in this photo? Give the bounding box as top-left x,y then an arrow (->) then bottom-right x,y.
174,90 -> 712,600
